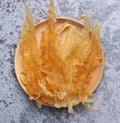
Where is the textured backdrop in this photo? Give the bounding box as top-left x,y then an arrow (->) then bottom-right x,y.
0,0 -> 120,123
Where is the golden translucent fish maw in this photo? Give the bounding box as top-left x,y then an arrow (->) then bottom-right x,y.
15,0 -> 104,114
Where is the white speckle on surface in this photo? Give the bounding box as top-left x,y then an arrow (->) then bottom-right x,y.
0,0 -> 120,123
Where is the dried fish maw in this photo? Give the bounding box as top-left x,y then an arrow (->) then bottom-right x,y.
15,0 -> 104,113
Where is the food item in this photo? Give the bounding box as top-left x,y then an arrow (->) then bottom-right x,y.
15,0 -> 104,113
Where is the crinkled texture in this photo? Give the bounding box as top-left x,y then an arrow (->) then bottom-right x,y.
20,0 -> 103,113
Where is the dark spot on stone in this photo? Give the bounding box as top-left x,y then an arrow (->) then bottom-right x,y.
9,102 -> 12,105
0,38 -> 6,44
6,9 -> 13,13
10,93 -> 13,97
16,25 -> 21,29
8,44 -> 17,49
9,87 -> 12,91
7,51 -> 14,64
10,32 -> 13,35
0,25 -> 2,30
7,58 -> 14,64
0,60 -> 3,65
6,2 -> 10,8
15,0 -> 27,2
11,68 -> 16,77
7,50 -> 14,62
0,70 -> 3,76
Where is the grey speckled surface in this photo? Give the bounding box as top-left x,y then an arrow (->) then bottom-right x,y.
0,0 -> 120,123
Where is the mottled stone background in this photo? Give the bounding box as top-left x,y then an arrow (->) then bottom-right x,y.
0,0 -> 120,123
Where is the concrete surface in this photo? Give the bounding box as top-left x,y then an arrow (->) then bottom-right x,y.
0,0 -> 120,123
